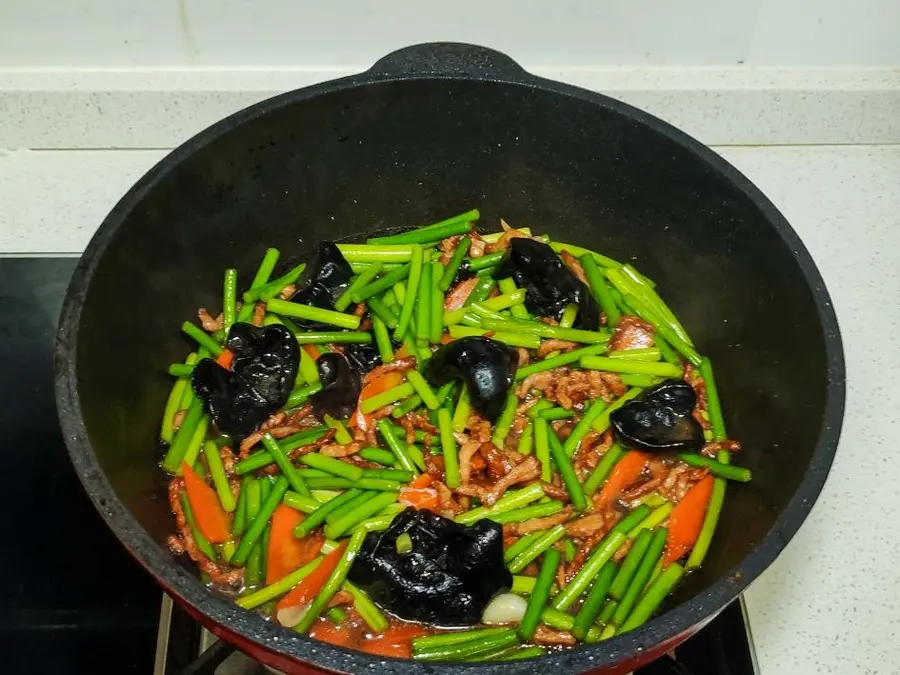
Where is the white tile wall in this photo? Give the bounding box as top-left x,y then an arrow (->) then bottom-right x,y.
2,0 -> 900,68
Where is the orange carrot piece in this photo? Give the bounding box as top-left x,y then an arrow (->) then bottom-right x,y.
266,506 -> 324,585
664,474 -> 716,565
407,473 -> 433,490
181,462 -> 230,543
276,542 -> 347,611
361,371 -> 404,400
349,370 -> 404,430
303,344 -> 321,360
399,473 -> 437,509
398,488 -> 439,511
215,349 -> 234,369
593,450 -> 649,509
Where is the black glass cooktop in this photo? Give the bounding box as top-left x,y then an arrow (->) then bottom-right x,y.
0,257 -> 160,674
0,257 -> 756,675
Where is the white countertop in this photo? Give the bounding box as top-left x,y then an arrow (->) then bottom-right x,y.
720,146 -> 900,674
2,142 -> 897,673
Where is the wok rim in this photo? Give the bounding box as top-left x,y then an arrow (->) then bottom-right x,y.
54,44 -> 845,674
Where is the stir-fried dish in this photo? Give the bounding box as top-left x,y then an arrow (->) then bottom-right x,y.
160,210 -> 751,661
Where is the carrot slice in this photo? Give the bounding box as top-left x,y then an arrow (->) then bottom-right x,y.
407,473 -> 433,490
266,506 -> 325,585
215,349 -> 234,369
664,474 -> 715,565
349,370 -> 404,430
181,461 -> 230,543
276,541 -> 348,611
593,450 -> 649,509
303,344 -> 322,360
398,474 -> 437,510
398,488 -> 439,511
362,371 -> 404,400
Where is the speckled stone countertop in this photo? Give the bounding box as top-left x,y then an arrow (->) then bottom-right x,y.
1,143 -> 897,673
718,146 -> 900,674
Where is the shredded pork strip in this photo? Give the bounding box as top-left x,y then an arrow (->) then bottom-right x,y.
533,626 -> 577,646
541,481 -> 570,502
444,277 -> 479,310
569,530 -> 606,576
465,414 -> 493,443
516,347 -> 531,368
484,221 -> 531,253
252,302 -> 266,327
403,411 -> 439,436
237,405 -> 318,457
363,356 -> 417,385
439,235 -> 463,265
319,441 -> 364,458
458,441 -> 482,485
598,371 -> 627,398
326,590 -> 354,608
620,475 -> 665,502
517,368 -> 615,409
609,315 -> 656,351
479,443 -> 513,480
468,232 -> 487,258
568,508 -> 623,575
565,513 -> 608,539
504,507 -> 574,536
559,250 -> 588,285
537,339 -> 578,358
702,439 -> 742,458
683,362 -> 712,433
555,558 -> 569,591
612,538 -> 633,563
198,308 -> 224,332
167,479 -> 243,586
480,455 -> 540,505
219,445 -> 236,476
573,430 -> 612,475
287,431 -> 337,461
172,409 -> 186,432
240,423 -> 303,457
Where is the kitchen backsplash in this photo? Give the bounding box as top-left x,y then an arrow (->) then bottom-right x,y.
1,0 -> 898,68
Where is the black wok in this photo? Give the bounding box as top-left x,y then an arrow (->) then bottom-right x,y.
55,43 -> 844,674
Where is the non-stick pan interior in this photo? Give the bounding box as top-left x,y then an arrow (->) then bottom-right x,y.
71,77 -> 828,627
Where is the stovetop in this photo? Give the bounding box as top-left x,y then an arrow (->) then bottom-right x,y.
1,257 -> 757,675
0,257 -> 160,674
156,595 -> 757,675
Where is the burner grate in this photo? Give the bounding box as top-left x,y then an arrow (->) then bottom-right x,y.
155,594 -> 757,675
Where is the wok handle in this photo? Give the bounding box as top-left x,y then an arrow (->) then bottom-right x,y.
369,42 -> 529,80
